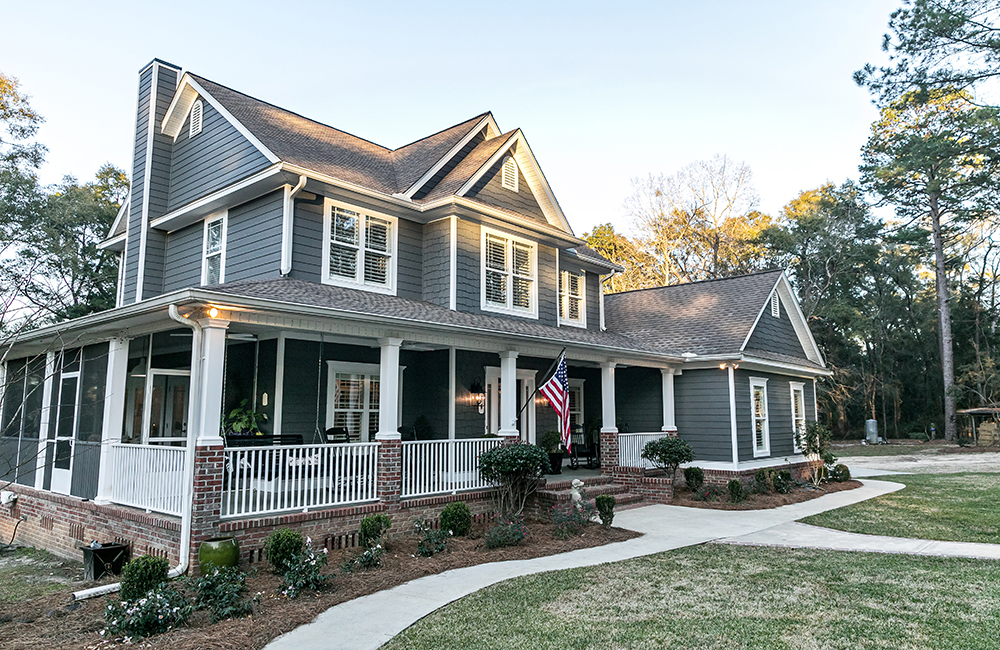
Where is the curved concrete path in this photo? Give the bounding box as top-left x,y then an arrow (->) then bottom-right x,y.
265,479 -> 906,650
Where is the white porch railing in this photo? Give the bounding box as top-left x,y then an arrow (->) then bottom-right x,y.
110,443 -> 187,516
618,432 -> 668,469
222,442 -> 378,518
401,438 -> 501,498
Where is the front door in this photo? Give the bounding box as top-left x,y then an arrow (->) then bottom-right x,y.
51,371 -> 80,495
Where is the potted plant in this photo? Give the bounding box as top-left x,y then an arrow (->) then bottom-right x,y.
539,430 -> 564,475
223,398 -> 267,436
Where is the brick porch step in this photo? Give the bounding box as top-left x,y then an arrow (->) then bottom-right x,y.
541,475 -> 615,491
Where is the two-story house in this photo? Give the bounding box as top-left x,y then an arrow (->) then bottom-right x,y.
0,59 -> 830,569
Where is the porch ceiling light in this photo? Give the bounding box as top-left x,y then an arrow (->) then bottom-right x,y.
719,362 -> 739,370
208,307 -> 220,318
469,380 -> 486,414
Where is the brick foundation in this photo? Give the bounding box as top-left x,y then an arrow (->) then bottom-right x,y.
609,467 -> 673,503
697,459 -> 823,488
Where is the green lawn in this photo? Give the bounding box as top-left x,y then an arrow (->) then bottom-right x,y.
383,545 -> 1000,650
801,472 -> 1000,544
0,547 -> 82,604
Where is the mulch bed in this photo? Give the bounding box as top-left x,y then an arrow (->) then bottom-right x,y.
671,480 -> 863,511
0,519 -> 639,650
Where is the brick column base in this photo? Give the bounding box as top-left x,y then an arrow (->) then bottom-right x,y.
377,438 -> 402,512
600,429 -> 619,474
189,444 -> 224,575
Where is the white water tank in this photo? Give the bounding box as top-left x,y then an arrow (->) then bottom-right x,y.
865,419 -> 879,444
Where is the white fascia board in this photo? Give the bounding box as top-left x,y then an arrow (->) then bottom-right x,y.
97,233 -> 126,251
149,165 -> 284,231
738,273 -> 783,354
108,196 -> 130,237
401,114 -> 498,199
450,197 -> 585,247
738,356 -> 833,377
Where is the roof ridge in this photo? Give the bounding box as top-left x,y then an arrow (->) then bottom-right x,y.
605,268 -> 785,298
392,112 -> 491,153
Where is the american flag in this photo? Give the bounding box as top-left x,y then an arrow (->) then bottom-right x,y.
539,352 -> 571,452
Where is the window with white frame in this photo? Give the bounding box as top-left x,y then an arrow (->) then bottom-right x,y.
189,100 -> 203,138
202,212 -> 226,285
326,361 -> 404,442
559,269 -> 585,326
790,382 -> 806,452
482,228 -> 536,316
501,156 -> 518,192
750,377 -> 770,457
568,378 -> 584,442
323,200 -> 396,293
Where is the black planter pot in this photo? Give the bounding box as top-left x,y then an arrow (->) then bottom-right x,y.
548,452 -> 563,474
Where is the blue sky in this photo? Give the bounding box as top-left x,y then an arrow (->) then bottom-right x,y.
2,0 -> 898,235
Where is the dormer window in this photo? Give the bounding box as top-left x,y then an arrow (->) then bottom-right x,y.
558,270 -> 586,327
201,211 -> 227,285
481,227 -> 536,317
189,100 -> 204,138
771,292 -> 780,318
322,199 -> 397,294
501,156 -> 518,192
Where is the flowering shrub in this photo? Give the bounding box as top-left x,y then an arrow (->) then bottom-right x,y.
191,566 -> 260,622
551,500 -> 596,539
281,537 -> 329,598
103,586 -> 192,639
485,514 -> 527,549
342,543 -> 385,573
414,520 -> 452,557
695,484 -> 725,501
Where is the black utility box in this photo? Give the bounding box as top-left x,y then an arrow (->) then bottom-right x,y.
80,543 -> 130,581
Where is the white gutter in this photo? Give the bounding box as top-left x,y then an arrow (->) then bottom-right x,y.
280,175 -> 307,276
72,304 -> 202,600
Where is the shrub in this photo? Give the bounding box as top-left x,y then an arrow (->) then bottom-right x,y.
103,585 -> 191,639
684,466 -> 704,490
539,430 -> 562,453
478,443 -> 550,516
640,437 -> 694,481
192,566 -> 259,622
695,484 -> 725,501
798,421 -> 836,485
440,501 -> 472,537
414,521 -> 452,557
551,501 -> 596,540
831,464 -> 851,482
342,543 -> 385,573
485,515 -> 527,548
264,528 -> 303,575
773,470 -> 794,494
727,479 -> 745,503
359,513 -> 392,548
119,555 -> 169,603
595,494 -> 616,529
281,537 -> 329,598
754,468 -> 775,494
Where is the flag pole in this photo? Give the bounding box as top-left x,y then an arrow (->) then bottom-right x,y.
517,347 -> 566,417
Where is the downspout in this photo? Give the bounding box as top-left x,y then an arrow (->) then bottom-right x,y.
280,175 -> 308,276
72,304 -> 202,600
599,269 -> 617,331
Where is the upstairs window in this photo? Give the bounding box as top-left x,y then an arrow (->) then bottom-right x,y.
750,377 -> 770,457
771,292 -> 780,318
201,212 -> 226,285
482,228 -> 536,317
501,156 -> 518,192
323,200 -> 396,293
189,100 -> 203,138
558,269 -> 586,327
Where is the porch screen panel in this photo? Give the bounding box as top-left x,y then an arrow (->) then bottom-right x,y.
15,357 -> 45,486
77,343 -> 109,443
0,359 -> 26,483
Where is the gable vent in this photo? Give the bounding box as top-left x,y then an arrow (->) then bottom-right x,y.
189,99 -> 204,138
501,156 -> 518,192
770,292 -> 780,318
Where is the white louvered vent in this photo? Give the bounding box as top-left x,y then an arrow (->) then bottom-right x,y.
771,292 -> 780,318
189,100 -> 204,138
501,156 -> 518,192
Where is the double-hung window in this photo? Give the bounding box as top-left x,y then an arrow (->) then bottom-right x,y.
790,382 -> 806,452
558,270 -> 586,327
323,200 -> 396,293
482,228 -> 536,317
326,361 -> 403,442
201,212 -> 226,286
750,377 -> 770,457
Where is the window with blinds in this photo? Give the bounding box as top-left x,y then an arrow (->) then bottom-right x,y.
189,100 -> 203,138
750,377 -> 770,456
558,270 -> 585,326
202,213 -> 226,285
324,202 -> 395,293
791,382 -> 806,452
501,156 -> 518,192
482,229 -> 536,316
331,372 -> 380,442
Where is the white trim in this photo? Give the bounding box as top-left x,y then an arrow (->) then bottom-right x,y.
200,211 -> 227,285
684,454 -> 809,473
790,381 -> 806,453
812,377 -> 818,422
599,274 -> 606,331
402,114 -> 498,199
750,376 -> 770,458
34,353 -> 55,489
115,250 -> 126,307
484,364 -> 536,439
135,62 -> 159,303
98,197 -> 130,250
98,232 -> 126,251
449,216 -> 457,310
149,166 -> 283,231
480,226 -> 538,319
557,265 -> 587,328
188,99 -> 203,138
280,176 -> 306,276
273,333 -> 285,435
728,365 -> 738,469
321,198 -> 398,295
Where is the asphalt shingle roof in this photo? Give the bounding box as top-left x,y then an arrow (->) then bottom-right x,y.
603,270 -> 785,356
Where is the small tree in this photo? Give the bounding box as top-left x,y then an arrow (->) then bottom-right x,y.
796,421 -> 836,486
478,443 -> 549,516
640,437 -> 694,482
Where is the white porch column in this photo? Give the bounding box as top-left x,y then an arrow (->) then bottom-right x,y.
600,361 -> 617,433
661,368 -> 678,433
196,319 -> 230,445
498,351 -> 519,438
95,338 -> 130,504
376,338 -> 403,440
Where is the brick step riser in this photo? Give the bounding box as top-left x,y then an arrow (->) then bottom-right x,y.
536,485 -> 632,501
542,476 -> 615,491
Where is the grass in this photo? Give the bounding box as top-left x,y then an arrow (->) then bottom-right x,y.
801,472 -> 1000,544
0,546 -> 82,604
383,544 -> 1000,650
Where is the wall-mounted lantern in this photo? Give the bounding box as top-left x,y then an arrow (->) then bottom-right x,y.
469,380 -> 486,414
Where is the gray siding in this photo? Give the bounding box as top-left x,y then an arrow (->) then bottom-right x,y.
281,339 -> 324,443
166,98 -> 271,211
226,191 -> 283,283
537,244 -> 557,327
674,369 -> 734,462
122,67 -> 153,305
162,222 -> 203,292
466,151 -> 547,225
745,299 -> 806,359
616,367 -> 663,434
139,66 -> 178,300
734,370 -> 817,461
412,130 -> 486,200
586,271 -> 601,331
400,349 -> 449,439
422,219 -> 451,308
290,201 -> 324,283
397,218 -> 423,301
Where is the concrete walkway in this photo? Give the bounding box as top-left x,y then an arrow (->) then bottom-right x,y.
265,479 -> 910,650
